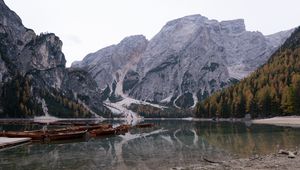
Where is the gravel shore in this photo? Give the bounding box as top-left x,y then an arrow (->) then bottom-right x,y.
172,149 -> 299,170
252,116 -> 300,127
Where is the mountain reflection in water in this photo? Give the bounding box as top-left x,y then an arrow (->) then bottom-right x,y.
0,120 -> 300,170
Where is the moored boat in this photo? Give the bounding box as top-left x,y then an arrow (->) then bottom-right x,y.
46,130 -> 87,141
89,128 -> 116,137
1,131 -> 46,141
135,123 -> 155,128
23,124 -> 112,134
0,124 -> 125,141
70,124 -> 112,132
115,124 -> 131,135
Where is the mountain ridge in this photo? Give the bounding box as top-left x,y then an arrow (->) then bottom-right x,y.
73,14 -> 293,109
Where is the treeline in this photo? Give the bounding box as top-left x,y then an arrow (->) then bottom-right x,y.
2,74 -> 43,117
195,27 -> 300,118
1,72 -> 94,118
41,89 -> 93,118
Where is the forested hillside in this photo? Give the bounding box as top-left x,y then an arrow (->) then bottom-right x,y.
0,0 -> 109,118
195,27 -> 300,118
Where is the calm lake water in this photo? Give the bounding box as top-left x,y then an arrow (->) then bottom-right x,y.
0,120 -> 300,170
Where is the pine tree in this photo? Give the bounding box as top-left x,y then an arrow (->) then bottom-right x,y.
195,27 -> 300,118
291,74 -> 300,114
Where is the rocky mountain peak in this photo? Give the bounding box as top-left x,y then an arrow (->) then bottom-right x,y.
0,0 -> 21,26
19,33 -> 66,72
163,15 -> 246,35
165,14 -> 209,26
72,35 -> 148,68
0,0 -> 27,39
0,0 -> 109,118
220,19 -> 245,34
119,35 -> 148,46
72,35 -> 148,92
137,16 -> 247,76
74,14 -> 293,109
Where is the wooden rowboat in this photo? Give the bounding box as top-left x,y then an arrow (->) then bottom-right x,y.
46,130 -> 87,141
0,123 -> 124,141
89,128 -> 116,137
70,124 -> 113,132
1,131 -> 46,141
89,124 -> 132,137
135,123 -> 155,128
2,130 -> 87,141
23,124 -> 113,134
115,124 -> 131,135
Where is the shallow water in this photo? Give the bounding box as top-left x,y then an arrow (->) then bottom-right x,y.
0,120 -> 300,170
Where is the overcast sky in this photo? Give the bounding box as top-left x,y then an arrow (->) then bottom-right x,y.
5,0 -> 300,66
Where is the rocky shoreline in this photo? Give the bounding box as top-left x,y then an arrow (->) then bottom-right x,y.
172,149 -> 300,170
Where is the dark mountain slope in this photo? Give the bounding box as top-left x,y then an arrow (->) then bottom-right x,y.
0,0 -> 110,118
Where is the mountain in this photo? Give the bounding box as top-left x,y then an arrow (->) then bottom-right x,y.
72,35 -> 148,102
195,27 -> 300,118
0,0 -> 109,118
72,14 -> 292,109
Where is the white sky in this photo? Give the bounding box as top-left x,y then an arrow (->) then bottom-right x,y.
5,0 -> 300,66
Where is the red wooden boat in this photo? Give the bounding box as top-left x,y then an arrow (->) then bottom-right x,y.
115,124 -> 131,135
0,123 -> 117,141
89,128 -> 116,137
70,124 -> 113,132
46,130 -> 87,141
135,123 -> 155,128
1,131 -> 46,141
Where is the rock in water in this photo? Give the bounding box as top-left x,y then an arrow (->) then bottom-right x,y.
278,149 -> 297,158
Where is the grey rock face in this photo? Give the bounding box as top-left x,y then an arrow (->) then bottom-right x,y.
132,15 -> 292,107
19,33 -> 66,73
0,0 -> 108,117
123,70 -> 139,93
72,35 -> 148,99
62,68 -> 109,114
74,15 -> 292,108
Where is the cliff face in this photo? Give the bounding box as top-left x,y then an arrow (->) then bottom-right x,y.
73,15 -> 292,109
0,0 -> 109,118
72,35 -> 148,95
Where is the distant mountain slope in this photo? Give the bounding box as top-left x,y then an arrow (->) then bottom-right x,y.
0,0 -> 109,118
73,15 -> 292,109
195,27 -> 300,118
72,35 -> 148,102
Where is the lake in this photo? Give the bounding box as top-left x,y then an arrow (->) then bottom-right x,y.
0,120 -> 300,170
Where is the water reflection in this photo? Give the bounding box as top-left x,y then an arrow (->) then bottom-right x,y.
194,122 -> 300,157
0,120 -> 300,170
